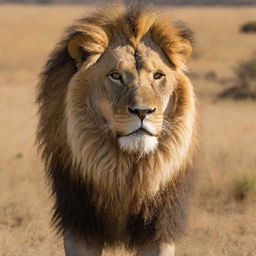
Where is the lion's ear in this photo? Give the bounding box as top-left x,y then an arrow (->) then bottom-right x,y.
178,38 -> 192,63
68,34 -> 90,67
67,28 -> 109,68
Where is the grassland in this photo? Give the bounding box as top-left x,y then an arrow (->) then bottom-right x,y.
0,4 -> 255,256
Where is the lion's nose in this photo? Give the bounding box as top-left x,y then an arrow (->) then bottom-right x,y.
128,107 -> 156,120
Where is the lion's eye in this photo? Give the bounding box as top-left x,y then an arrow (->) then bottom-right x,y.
153,72 -> 165,80
109,72 -> 122,81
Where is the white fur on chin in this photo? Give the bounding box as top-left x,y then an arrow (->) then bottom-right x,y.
118,134 -> 158,154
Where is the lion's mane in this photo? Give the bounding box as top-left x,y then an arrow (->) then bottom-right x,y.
37,3 -> 197,249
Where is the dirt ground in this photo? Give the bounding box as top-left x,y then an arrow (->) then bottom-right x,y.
0,4 -> 255,256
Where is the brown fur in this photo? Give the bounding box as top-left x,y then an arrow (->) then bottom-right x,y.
36,2 -> 197,251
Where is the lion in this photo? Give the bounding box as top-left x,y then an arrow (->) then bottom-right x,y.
36,3 -> 197,256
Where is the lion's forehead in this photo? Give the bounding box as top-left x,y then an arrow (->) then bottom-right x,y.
110,43 -> 164,75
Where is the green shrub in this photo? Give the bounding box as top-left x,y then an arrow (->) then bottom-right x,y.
240,22 -> 256,33
234,176 -> 256,201
218,54 -> 256,99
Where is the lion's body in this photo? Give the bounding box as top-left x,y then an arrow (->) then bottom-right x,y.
37,3 -> 197,255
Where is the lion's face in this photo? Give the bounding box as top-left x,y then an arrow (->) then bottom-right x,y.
71,39 -> 176,155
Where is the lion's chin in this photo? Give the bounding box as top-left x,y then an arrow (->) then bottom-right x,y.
118,133 -> 158,155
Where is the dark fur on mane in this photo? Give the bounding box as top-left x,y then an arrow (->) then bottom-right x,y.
48,152 -> 194,248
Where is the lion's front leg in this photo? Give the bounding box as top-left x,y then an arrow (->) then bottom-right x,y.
136,243 -> 175,256
63,232 -> 102,256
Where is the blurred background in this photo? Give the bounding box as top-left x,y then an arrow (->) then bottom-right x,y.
0,0 -> 256,255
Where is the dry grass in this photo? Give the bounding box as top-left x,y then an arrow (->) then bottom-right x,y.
0,4 -> 255,256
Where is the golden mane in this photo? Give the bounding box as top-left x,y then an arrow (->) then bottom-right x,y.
36,2 -> 197,252
67,3 -> 193,70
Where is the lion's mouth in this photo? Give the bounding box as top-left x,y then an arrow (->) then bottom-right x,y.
117,127 -> 159,154
124,127 -> 155,137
